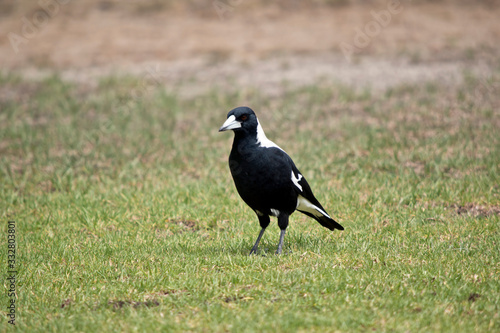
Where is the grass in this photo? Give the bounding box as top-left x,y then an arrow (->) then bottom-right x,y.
0,70 -> 499,332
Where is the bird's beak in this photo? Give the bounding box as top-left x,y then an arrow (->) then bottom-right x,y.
219,115 -> 241,132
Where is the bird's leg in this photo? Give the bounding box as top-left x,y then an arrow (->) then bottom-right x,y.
276,214 -> 289,255
249,214 -> 270,255
276,229 -> 286,255
249,228 -> 266,255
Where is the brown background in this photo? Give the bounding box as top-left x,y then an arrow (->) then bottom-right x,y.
1,0 -> 499,93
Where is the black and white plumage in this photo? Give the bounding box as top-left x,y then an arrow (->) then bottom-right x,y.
219,106 -> 344,255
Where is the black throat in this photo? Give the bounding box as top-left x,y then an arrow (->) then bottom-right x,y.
231,127 -> 259,154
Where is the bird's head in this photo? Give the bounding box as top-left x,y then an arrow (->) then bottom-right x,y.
219,106 -> 258,133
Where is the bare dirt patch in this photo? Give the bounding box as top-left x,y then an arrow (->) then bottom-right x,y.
453,204 -> 500,218
108,299 -> 160,309
467,293 -> 481,302
1,1 -> 499,95
60,298 -> 72,309
167,218 -> 198,230
155,289 -> 189,297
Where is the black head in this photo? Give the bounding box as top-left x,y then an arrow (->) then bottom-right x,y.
219,106 -> 258,133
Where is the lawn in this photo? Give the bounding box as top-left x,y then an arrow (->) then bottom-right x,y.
0,70 -> 499,332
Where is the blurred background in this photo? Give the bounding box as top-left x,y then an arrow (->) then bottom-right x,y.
1,0 -> 499,95
1,3 -> 499,330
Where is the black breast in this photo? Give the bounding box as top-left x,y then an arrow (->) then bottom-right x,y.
229,144 -> 298,215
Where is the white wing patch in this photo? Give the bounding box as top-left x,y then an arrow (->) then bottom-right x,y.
296,195 -> 331,219
256,119 -> 285,152
291,171 -> 303,192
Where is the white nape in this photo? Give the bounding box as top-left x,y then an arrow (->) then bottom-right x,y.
296,195 -> 331,219
256,119 -> 285,152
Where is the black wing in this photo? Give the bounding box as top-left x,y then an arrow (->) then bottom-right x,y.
290,163 -> 344,231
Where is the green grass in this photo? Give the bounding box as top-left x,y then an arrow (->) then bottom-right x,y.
0,70 -> 499,332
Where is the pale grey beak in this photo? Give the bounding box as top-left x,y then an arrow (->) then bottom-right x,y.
219,115 -> 242,132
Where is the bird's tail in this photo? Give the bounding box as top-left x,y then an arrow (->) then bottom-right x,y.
296,195 -> 344,231
314,215 -> 344,231
299,210 -> 344,231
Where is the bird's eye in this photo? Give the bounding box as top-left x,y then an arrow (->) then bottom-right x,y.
240,115 -> 248,121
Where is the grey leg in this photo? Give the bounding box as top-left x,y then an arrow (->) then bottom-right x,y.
276,214 -> 289,255
249,228 -> 266,255
276,229 -> 287,255
249,214 -> 270,255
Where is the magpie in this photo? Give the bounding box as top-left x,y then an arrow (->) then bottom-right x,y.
219,106 -> 344,255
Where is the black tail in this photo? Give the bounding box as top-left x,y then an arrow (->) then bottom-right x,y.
298,211 -> 344,231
